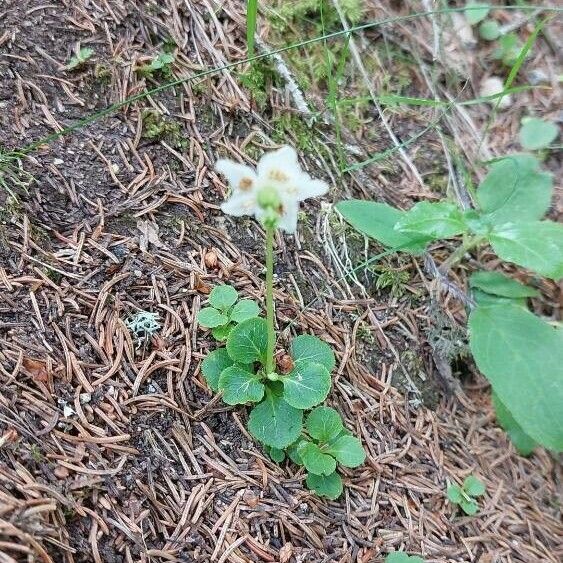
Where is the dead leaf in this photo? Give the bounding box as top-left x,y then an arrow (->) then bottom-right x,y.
277,353 -> 293,374
196,276 -> 211,294
279,543 -> 293,563
22,358 -> 48,382
137,219 -> 167,252
54,466 -> 70,479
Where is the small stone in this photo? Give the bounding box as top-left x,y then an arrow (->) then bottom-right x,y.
54,466 -> 70,479
480,77 -> 512,109
63,404 -> 75,418
79,393 -> 91,404
204,250 -> 218,269
53,158 -> 64,165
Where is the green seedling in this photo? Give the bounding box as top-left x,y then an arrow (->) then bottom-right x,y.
447,475 -> 486,515
519,117 -> 559,151
386,553 -> 426,563
137,52 -> 175,77
67,47 -> 94,70
493,32 -> 524,66
337,153 -> 563,454
197,285 -> 260,341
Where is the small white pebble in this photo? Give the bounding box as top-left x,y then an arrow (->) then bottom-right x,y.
480,77 -> 512,109
53,158 -> 64,166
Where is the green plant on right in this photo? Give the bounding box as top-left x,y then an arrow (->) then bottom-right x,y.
385,552 -> 425,563
198,284 -> 260,341
447,475 -> 486,515
137,52 -> 175,78
493,32 -> 524,66
336,153 -> 563,455
518,117 -> 559,151
67,47 -> 94,70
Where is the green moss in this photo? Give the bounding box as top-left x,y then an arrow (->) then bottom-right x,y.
141,109 -> 186,149
238,60 -> 282,109
272,112 -> 317,153
372,265 -> 410,298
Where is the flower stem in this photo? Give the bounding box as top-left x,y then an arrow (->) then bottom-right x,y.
265,225 -> 276,374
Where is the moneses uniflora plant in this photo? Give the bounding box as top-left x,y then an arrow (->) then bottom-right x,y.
199,146 -> 365,499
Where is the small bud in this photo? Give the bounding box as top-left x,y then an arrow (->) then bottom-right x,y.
204,250 -> 218,269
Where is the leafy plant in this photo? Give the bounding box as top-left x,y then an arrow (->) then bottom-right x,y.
197,284 -> 260,341
519,117 -> 559,150
337,153 -> 563,453
201,146 -> 366,498
447,475 -> 486,515
493,32 -> 524,66
386,553 -> 425,563
464,2 -> 489,25
478,19 -> 501,41
67,47 -> 94,70
137,52 -> 175,77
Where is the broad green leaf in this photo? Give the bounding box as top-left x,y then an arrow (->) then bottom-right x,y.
287,438 -> 306,465
218,366 -> 264,405
463,476 -> 485,497
447,484 -> 463,504
230,299 -> 260,323
476,155 -> 553,224
267,446 -> 286,463
519,117 -> 559,150
306,471 -> 343,500
282,362 -> 331,409
298,441 -> 337,476
290,334 -> 335,372
386,553 -> 425,563
198,307 -> 228,328
479,20 -> 500,40
492,392 -> 537,456
227,317 -> 268,364
306,406 -> 343,443
326,435 -> 365,468
395,201 -> 467,239
469,271 -> 539,298
336,200 -> 430,253
489,221 -> 563,280
201,348 -> 233,391
248,389 -> 303,449
472,290 -> 526,308
469,304 -> 563,451
209,285 -> 238,311
460,498 -> 479,515
465,2 -> 489,25
211,323 -> 233,341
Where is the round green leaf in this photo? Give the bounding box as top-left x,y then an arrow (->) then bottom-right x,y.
460,498 -> 479,515
298,441 -> 337,476
489,221 -> 563,280
211,323 -> 233,341
305,406 -> 343,443
386,553 -> 425,563
287,438 -> 306,465
336,200 -> 430,254
469,271 -> 539,299
305,471 -> 343,500
209,284 -> 238,310
492,392 -> 537,456
469,303 -> 563,451
227,317 -> 268,364
478,19 -> 500,40
282,362 -> 331,410
248,390 -> 303,449
201,348 -> 233,392
447,484 -> 463,504
476,155 -> 553,225
230,299 -> 260,323
472,290 -> 526,308
291,334 -> 336,372
519,117 -> 559,150
463,475 -> 485,497
464,2 -> 489,25
218,366 -> 264,405
266,446 -> 286,463
326,435 -> 365,468
198,307 -> 228,328
395,201 -> 467,239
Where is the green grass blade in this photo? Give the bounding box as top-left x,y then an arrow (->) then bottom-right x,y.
247,0 -> 258,58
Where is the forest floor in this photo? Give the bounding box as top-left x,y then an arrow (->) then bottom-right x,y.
0,1 -> 561,562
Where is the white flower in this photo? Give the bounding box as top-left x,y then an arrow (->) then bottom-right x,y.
216,146 -> 329,233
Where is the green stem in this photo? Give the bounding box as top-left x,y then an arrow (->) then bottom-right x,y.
439,236 -> 482,273
265,225 -> 276,374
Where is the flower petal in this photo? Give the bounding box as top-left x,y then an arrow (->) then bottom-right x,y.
221,192 -> 257,217
277,202 -> 299,234
295,175 -> 329,201
257,146 -> 300,181
216,159 -> 257,192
